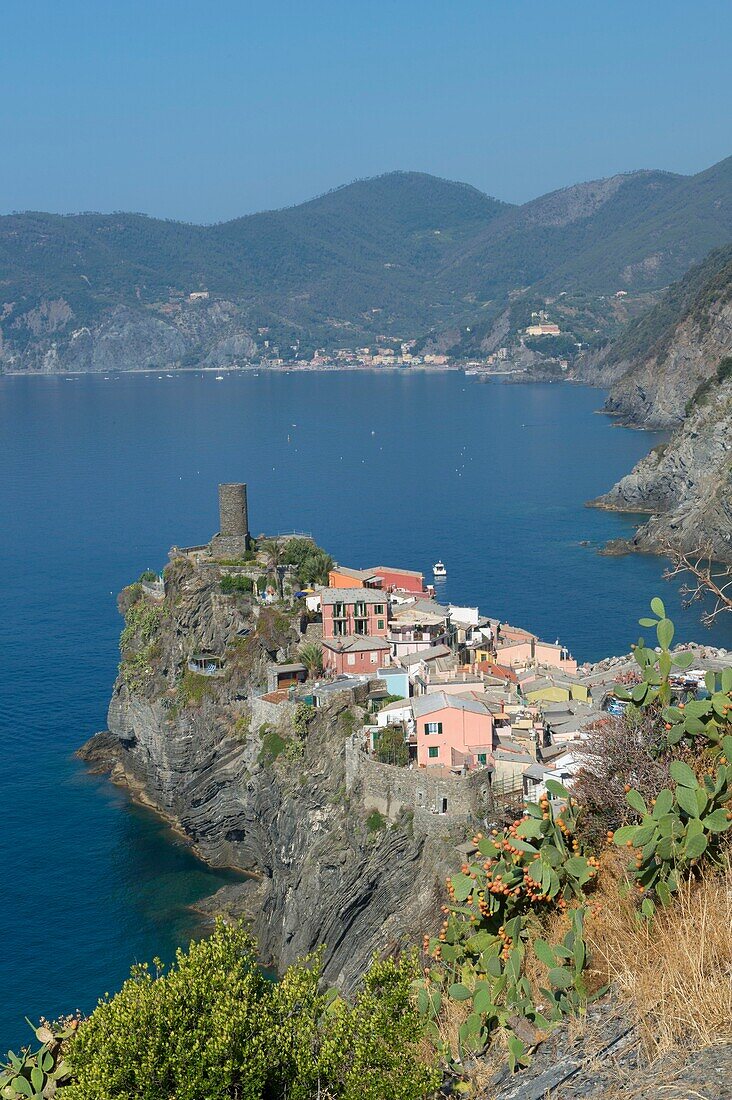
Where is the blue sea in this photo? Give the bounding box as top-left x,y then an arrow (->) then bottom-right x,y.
1,370 -> 730,1049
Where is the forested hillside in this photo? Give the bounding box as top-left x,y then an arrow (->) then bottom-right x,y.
1,156 -> 731,372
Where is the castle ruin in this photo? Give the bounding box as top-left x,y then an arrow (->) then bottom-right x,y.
209,482 -> 251,558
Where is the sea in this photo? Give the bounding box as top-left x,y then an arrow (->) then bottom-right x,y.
1,369 -> 730,1049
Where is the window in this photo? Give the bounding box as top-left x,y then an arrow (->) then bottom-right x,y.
428,746 -> 439,759
370,652 -> 378,663
477,753 -> 487,765
347,654 -> 356,666
375,605 -> 384,615
377,619 -> 384,630
424,721 -> 443,735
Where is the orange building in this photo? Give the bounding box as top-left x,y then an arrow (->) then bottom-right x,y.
327,563 -> 424,594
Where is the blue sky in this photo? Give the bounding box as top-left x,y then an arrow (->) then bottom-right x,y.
1,0 -> 730,222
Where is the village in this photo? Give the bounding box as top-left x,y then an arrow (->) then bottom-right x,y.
173,483 -> 724,817
288,559 -> 602,804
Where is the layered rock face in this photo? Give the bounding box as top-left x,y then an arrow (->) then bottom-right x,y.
602,297 -> 732,429
591,374 -> 732,560
80,559 -> 458,987
587,243 -> 732,558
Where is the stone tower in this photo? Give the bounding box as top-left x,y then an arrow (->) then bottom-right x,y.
209,482 -> 250,558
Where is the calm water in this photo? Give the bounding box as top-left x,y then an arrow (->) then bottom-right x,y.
1,370 -> 730,1048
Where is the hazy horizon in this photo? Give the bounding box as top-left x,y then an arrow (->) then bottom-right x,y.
2,155 -> 729,226
1,0 -> 731,223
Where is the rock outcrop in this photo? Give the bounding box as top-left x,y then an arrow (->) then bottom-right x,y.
584,243 -> 732,558
590,372 -> 732,559
602,295 -> 732,429
79,557 -> 464,988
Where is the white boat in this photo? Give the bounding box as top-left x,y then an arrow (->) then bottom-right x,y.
215,375 -> 224,381
433,560 -> 447,578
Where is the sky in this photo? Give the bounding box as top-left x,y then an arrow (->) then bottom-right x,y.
1,0 -> 730,223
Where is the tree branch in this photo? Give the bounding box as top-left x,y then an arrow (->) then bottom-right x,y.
661,541 -> 732,626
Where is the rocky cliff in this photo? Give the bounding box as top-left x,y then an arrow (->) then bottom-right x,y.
79,557 -> 465,988
590,365 -> 732,560
0,298 -> 258,374
587,244 -> 732,558
591,243 -> 732,429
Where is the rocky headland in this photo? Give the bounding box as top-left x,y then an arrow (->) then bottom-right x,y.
78,555 -> 467,988
589,367 -> 732,560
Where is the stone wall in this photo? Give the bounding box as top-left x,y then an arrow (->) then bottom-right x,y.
346,737 -> 491,836
251,695 -> 297,730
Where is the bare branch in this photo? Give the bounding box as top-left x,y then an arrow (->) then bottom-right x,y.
660,540 -> 732,626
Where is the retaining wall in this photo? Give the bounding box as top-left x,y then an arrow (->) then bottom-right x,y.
346,737 -> 492,836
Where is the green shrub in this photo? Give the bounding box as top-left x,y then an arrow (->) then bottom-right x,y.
61,923 -> 437,1100
119,600 -> 162,653
716,355 -> 732,385
366,810 -> 386,833
612,746 -> 732,917
119,645 -> 159,694
216,551 -> 257,565
281,537 -> 334,587
375,726 -> 409,766
257,727 -> 287,765
138,570 -> 158,583
0,1020 -> 75,1100
220,574 -> 254,594
233,714 -> 251,742
178,669 -> 215,707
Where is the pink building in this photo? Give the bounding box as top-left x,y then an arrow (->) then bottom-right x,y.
496,636 -> 576,674
366,566 -> 424,594
534,641 -> 577,675
413,692 -> 494,771
321,588 -> 388,640
322,636 -> 391,675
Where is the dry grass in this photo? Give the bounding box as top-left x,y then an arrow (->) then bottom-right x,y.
586,851 -> 732,1058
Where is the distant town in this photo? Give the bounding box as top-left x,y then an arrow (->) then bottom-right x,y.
168,290 -> 639,380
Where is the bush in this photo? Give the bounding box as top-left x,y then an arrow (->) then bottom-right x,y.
257,726 -> 287,764
220,573 -> 254,594
420,598 -> 732,1076
281,537 -> 334,587
119,600 -> 162,653
421,780 -> 602,1071
572,706 -> 672,849
375,726 -> 409,766
62,923 -> 438,1100
178,669 -> 215,707
366,810 -> 386,833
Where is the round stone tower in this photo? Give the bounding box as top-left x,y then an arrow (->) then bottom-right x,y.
209,482 -> 250,558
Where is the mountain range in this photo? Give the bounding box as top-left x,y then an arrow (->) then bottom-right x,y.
2,155 -> 732,372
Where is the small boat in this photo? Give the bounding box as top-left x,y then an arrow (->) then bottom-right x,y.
215,375 -> 224,381
433,560 -> 447,578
